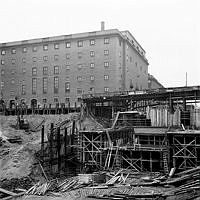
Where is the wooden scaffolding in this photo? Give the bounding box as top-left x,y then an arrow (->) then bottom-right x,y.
168,130 -> 200,171
78,128 -> 134,170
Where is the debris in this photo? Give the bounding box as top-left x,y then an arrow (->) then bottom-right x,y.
1,192 -> 25,200
0,187 -> 17,196
168,167 -> 176,178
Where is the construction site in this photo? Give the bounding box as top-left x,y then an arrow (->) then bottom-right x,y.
1,85 -> 200,200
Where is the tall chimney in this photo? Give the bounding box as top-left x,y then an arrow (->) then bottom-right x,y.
101,21 -> 105,31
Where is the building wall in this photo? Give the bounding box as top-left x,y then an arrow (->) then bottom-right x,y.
0,28 -> 148,107
148,74 -> 164,89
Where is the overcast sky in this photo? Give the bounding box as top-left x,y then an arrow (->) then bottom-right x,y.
0,0 -> 199,87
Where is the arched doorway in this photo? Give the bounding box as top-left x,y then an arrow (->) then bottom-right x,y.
0,99 -> 5,111
31,99 -> 37,109
9,100 -> 16,109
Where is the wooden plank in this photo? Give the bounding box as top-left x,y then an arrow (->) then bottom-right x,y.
0,187 -> 17,196
57,127 -> 61,173
1,192 -> 25,200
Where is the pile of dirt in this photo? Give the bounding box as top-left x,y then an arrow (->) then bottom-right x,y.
0,113 -> 79,191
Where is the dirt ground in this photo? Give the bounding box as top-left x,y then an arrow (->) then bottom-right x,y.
0,114 -> 78,191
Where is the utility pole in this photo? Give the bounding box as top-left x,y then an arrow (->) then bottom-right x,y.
186,72 -> 188,87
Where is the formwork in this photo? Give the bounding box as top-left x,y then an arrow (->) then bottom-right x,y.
78,127 -> 200,173
168,130 -> 200,171
78,127 -> 134,171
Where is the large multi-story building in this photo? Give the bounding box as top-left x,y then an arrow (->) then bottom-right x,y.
0,22 -> 148,108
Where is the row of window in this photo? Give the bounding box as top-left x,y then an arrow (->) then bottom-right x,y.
1,38 -> 110,55
1,73 -> 110,88
11,80 -> 110,95
0,50 -> 110,65
1,62 -> 110,76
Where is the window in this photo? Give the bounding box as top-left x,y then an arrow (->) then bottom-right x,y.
11,59 -> 16,64
22,84 -> 26,95
22,47 -> 27,53
43,66 -> 48,75
77,97 -> 82,102
65,82 -> 70,92
1,81 -> 4,89
90,39 -> 95,45
77,76 -> 82,81
77,40 -> 83,47
43,56 -> 48,61
90,51 -> 95,57
90,63 -> 95,68
22,68 -> 26,74
32,78 -> 37,94
89,87 -> 94,93
11,49 -> 16,54
1,50 -> 6,55
54,66 -> 59,74
78,64 -> 82,70
33,57 -> 37,62
43,99 -> 47,103
104,87 -> 109,92
54,98 -> 58,103
66,42 -> 71,48
104,62 -> 109,67
66,65 -> 70,71
1,60 -> 5,65
77,88 -> 82,94
90,75 -> 95,81
66,76 -> 70,81
54,55 -> 59,61
43,44 -> 48,51
54,77 -> 59,94
32,46 -> 37,52
104,75 -> 109,80
104,50 -> 109,55
1,69 -> 5,75
65,98 -> 70,103
104,38 -> 109,44
54,43 -> 59,49
66,53 -> 70,59
22,58 -> 26,63
11,69 -> 16,74
135,62 -> 137,67
119,39 -> 122,46
130,57 -> 132,62
32,67 -> 37,76
43,77 -> 48,94
78,52 -> 82,59
10,91 -> 14,96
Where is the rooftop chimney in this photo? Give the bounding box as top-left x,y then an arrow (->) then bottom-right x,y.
101,21 -> 105,31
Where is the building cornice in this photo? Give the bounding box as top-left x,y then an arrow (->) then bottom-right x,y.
0,28 -> 148,63
0,29 -> 122,48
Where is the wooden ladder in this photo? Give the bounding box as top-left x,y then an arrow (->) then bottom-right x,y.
163,150 -> 169,174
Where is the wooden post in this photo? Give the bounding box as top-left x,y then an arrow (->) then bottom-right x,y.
41,125 -> 45,162
74,102 -> 77,112
49,123 -> 54,174
64,127 -> 68,172
57,127 -> 61,175
71,120 -> 75,153
68,102 -> 70,114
